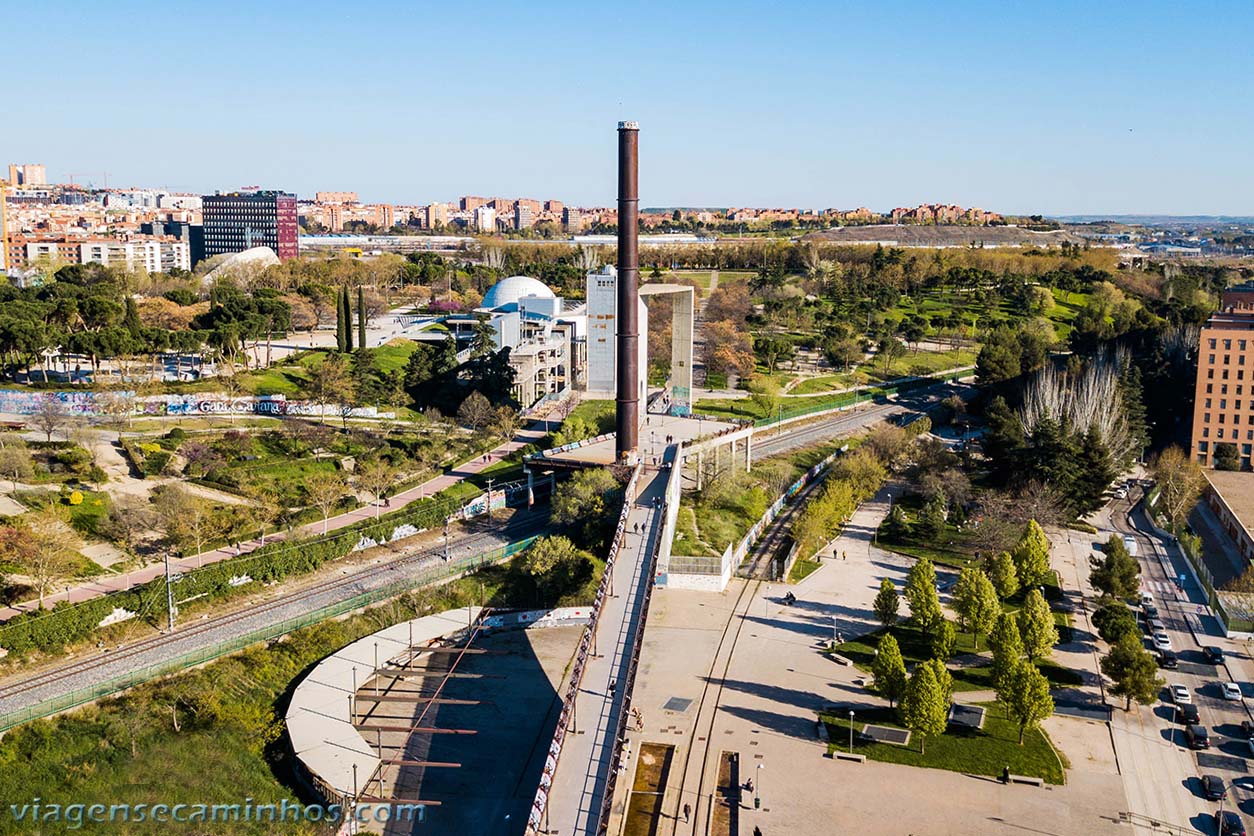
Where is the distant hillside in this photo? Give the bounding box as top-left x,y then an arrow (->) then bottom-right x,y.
802,224 -> 1087,247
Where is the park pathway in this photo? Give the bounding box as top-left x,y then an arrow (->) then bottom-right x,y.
0,411 -> 556,621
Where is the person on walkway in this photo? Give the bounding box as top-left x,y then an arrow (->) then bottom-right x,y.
608,679 -> 617,697
683,803 -> 691,822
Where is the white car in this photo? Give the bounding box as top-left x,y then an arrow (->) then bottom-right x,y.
1171,683 -> 1192,704
1152,632 -> 1173,652
1222,682 -> 1243,701
1140,592 -> 1155,607
1148,618 -> 1167,634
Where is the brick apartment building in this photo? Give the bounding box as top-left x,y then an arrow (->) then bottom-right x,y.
1192,282 -> 1254,470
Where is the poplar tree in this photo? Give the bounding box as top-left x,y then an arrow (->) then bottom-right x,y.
904,558 -> 943,630
1019,588 -> 1058,661
901,662 -> 948,754
873,578 -> 900,628
1005,661 -> 1053,744
1011,521 -> 1052,589
872,633 -> 908,707
357,285 -> 367,349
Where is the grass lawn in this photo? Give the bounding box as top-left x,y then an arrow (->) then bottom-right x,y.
788,557 -> 821,583
834,620 -> 1082,691
239,340 -> 419,396
790,349 -> 977,395
820,703 -> 1065,784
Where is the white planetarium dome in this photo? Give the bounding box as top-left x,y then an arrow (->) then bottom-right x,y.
481,275 -> 555,310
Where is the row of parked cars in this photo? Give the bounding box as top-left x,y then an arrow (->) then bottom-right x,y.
1141,593 -> 1248,835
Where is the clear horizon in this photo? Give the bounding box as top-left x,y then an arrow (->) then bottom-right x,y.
7,0 -> 1254,216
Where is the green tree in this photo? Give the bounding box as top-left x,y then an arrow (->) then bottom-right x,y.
552,468 -> 622,551
1214,442 -> 1240,471
1100,632 -> 1163,711
990,612 -> 1024,702
985,551 -> 1019,600
953,567 -> 1000,646
1004,661 -> 1054,744
930,621 -> 957,661
901,661 -> 948,754
873,578 -> 900,628
1011,520 -> 1052,589
1092,599 -> 1139,645
357,285 -> 367,350
915,493 -> 947,540
342,286 -> 354,352
1090,536 -> 1140,599
523,535 -> 588,595
305,352 -> 353,424
1018,589 -> 1058,661
904,558 -> 943,629
871,633 -> 908,707
922,657 -> 954,705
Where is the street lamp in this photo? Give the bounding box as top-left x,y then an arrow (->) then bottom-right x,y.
754,763 -> 764,809
848,710 -> 855,754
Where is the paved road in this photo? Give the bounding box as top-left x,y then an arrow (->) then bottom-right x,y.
751,381 -> 972,460
0,508 -> 549,724
1105,487 -> 1254,835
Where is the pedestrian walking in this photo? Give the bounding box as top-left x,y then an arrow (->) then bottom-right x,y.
609,679 -> 617,697
683,803 -> 691,822
842,550 -> 847,561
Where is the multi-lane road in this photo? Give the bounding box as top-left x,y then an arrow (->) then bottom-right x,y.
1108,487 -> 1254,833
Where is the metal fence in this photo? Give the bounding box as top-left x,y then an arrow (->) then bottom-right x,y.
0,537 -> 537,734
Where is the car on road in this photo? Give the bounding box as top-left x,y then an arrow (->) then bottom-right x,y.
1143,603 -> 1159,618
1204,646 -> 1226,664
1222,682 -> 1244,701
1124,534 -> 1139,556
1114,485 -> 1129,500
1170,683 -> 1192,704
1148,618 -> 1167,633
1216,810 -> 1247,836
1178,703 -> 1200,725
1140,592 -> 1155,607
1203,774 -> 1228,801
1185,725 -> 1211,749
1153,632 -> 1173,652
1158,650 -> 1179,669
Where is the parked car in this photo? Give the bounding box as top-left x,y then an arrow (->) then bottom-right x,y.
1143,603 -> 1159,619
1222,682 -> 1244,701
1216,810 -> 1247,836
1153,632 -> 1173,652
1124,534 -> 1139,556
1203,774 -> 1228,801
1148,618 -> 1167,634
1240,720 -> 1254,739
1140,591 -> 1155,607
1185,725 -> 1211,750
1177,703 -> 1200,725
1204,646 -> 1226,664
1114,486 -> 1128,500
1158,650 -> 1179,669
1170,684 -> 1192,704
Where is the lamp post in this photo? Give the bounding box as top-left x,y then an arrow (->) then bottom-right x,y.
848,710 -> 855,754
754,763 -> 763,809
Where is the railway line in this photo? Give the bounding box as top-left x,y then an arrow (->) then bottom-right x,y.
0,508 -> 548,723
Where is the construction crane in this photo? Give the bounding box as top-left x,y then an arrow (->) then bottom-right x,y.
67,172 -> 109,190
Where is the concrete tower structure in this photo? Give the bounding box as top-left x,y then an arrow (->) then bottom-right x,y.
615,120 -> 641,462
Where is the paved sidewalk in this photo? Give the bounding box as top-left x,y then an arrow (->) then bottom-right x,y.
605,487 -> 1127,836
543,466 -> 669,835
0,416 -> 553,620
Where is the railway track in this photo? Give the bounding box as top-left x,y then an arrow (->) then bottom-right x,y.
0,510 -> 546,707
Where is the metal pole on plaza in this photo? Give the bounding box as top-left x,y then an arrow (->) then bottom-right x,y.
848,709 -> 855,753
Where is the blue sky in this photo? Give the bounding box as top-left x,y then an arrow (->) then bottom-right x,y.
7,0 -> 1253,215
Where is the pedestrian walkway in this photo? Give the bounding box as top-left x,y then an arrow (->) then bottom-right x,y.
0,414 -> 556,621
541,466 -> 669,836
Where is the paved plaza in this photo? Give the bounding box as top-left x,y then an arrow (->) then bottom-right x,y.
608,488 -> 1129,836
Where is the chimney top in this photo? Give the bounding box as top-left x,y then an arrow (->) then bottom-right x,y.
618,120 -> 639,130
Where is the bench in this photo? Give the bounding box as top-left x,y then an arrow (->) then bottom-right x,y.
829,653 -> 852,667
833,752 -> 866,763
1006,774 -> 1044,787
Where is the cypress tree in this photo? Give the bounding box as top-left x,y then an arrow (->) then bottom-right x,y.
343,286 -> 354,352
357,286 -> 367,349
335,288 -> 347,353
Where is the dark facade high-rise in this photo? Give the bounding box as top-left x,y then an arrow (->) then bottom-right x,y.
201,191 -> 298,261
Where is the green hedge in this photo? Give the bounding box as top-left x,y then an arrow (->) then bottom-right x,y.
0,485 -> 480,657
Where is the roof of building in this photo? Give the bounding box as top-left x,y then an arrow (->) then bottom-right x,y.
481,275 -> 554,310
1206,470 -> 1254,538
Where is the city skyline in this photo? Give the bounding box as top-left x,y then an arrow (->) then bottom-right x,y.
6,1 -> 1254,215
